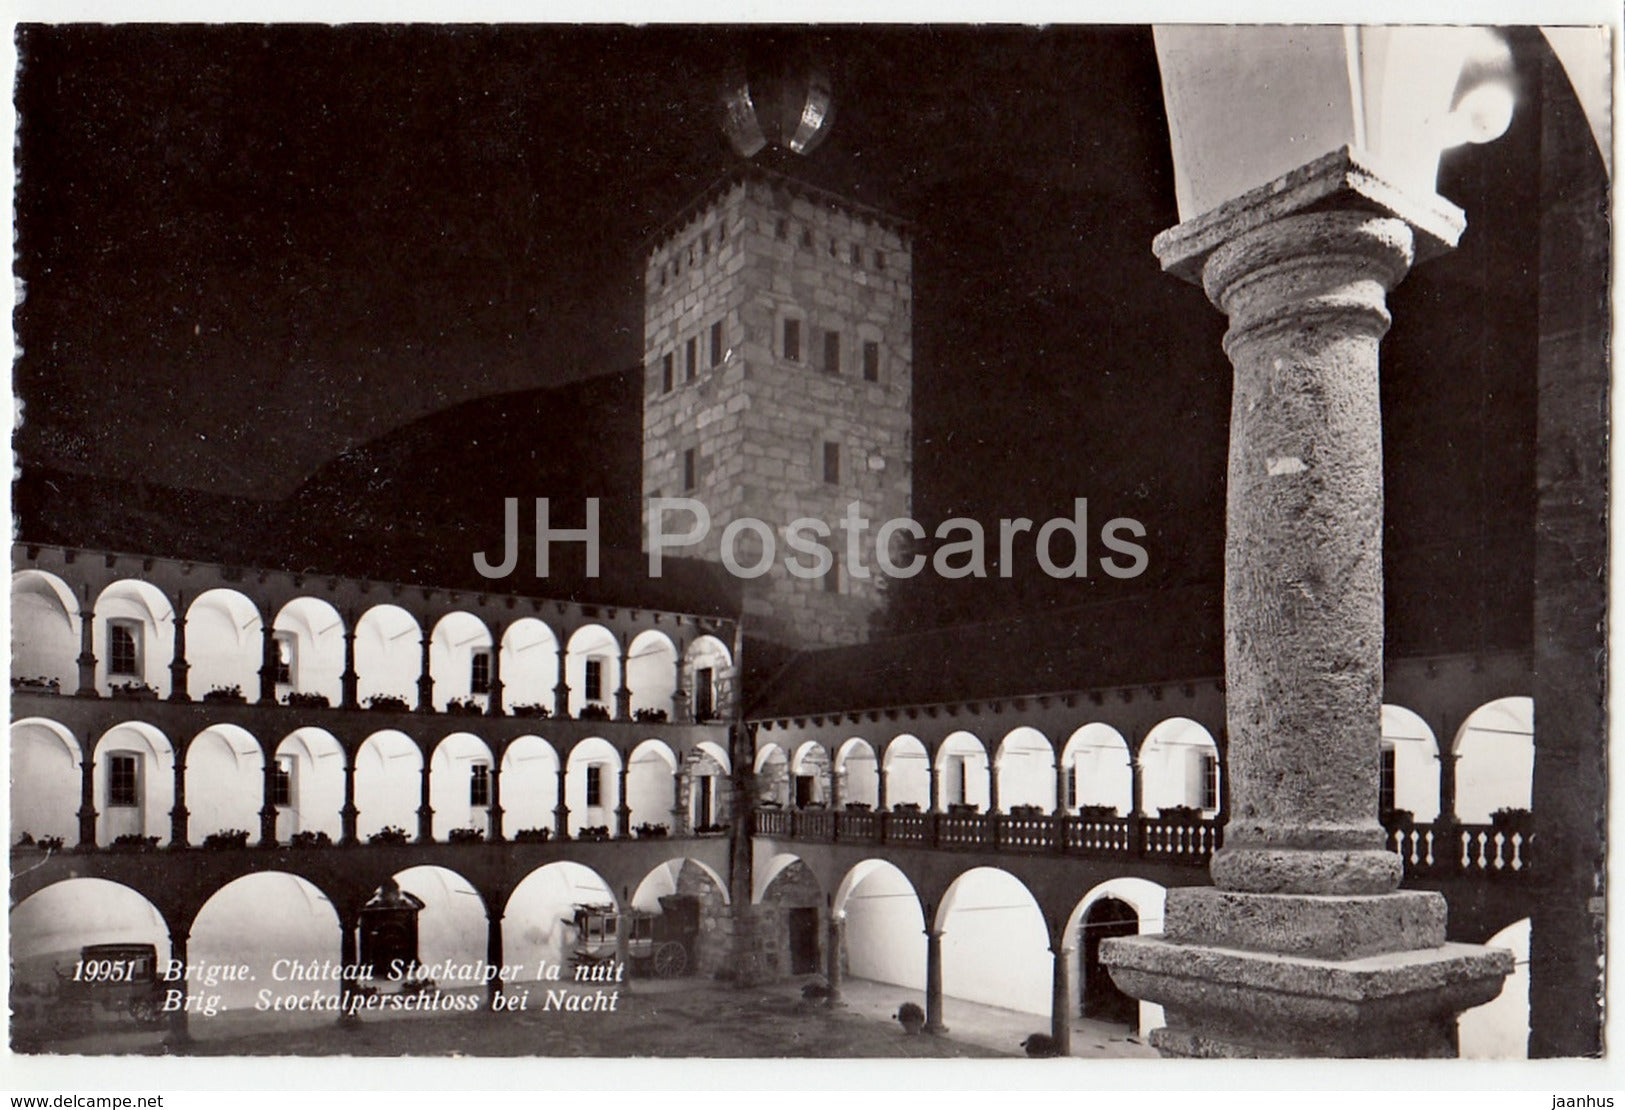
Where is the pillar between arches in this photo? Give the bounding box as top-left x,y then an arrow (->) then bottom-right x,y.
75,605 -> 98,697
923,925 -> 947,1035
1049,942 -> 1073,1057
170,754 -> 190,848
167,603 -> 190,703
1099,149 -> 1512,1059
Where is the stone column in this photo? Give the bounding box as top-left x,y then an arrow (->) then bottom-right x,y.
340,625 -> 360,710
989,763 -> 1000,815
1437,747 -> 1461,825
487,633 -> 505,717
258,624 -> 279,706
78,753 -> 98,848
927,762 -> 940,813
829,752 -> 842,842
416,636 -> 434,713
170,753 -> 189,848
615,764 -> 631,838
75,604 -> 98,697
486,916 -> 505,1006
340,752 -> 359,846
167,599 -> 190,702
1052,758 -> 1067,816
876,761 -> 889,812
417,762 -> 434,843
670,764 -> 687,836
259,753 -> 279,847
488,762 -> 504,842
554,767 -> 570,841
1101,150 -> 1511,1058
337,910 -> 362,1027
614,641 -> 632,722
553,646 -> 571,719
825,908 -> 845,1007
1049,942 -> 1073,1057
671,647 -> 691,724
923,926 -> 947,1035
166,927 -> 193,1045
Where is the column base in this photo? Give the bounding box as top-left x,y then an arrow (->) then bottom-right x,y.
1102,934 -> 1511,1058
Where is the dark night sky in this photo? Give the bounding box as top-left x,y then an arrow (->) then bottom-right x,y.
13,24 -> 1550,644
14,25 -> 1183,494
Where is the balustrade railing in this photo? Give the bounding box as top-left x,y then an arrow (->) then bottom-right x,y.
1385,819 -> 1531,878
748,809 -> 1528,880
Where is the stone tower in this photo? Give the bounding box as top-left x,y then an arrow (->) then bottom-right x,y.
642,167 -> 913,650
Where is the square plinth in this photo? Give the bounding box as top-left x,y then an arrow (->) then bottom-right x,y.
1101,935 -> 1513,1058
1162,888 -> 1448,961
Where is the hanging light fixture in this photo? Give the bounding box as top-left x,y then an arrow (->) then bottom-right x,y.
721,38 -> 836,159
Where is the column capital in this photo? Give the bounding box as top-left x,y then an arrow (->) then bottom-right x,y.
1152,146 -> 1464,286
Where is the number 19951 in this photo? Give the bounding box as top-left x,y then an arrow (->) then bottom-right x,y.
72,958 -> 143,982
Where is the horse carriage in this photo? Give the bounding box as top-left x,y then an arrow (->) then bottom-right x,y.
47,943 -> 168,1029
566,894 -> 699,980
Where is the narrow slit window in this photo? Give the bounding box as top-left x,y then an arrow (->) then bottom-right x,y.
710,320 -> 724,367
661,352 -> 674,393
685,336 -> 697,382
783,318 -> 801,362
683,448 -> 697,492
823,441 -> 840,484
862,340 -> 880,382
823,330 -> 841,375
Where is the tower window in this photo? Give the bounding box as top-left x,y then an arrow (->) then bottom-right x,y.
701,231 -> 710,258
823,553 -> 840,594
584,658 -> 604,702
710,320 -> 724,367
685,336 -> 697,382
874,250 -> 886,271
470,763 -> 491,807
823,441 -> 840,484
1379,746 -> 1397,814
823,330 -> 841,375
850,244 -> 862,266
661,352 -> 674,394
862,340 -> 881,382
108,753 -> 139,807
271,756 -> 294,808
273,632 -> 296,687
828,237 -> 839,258
775,217 -> 789,241
470,650 -> 492,695
801,226 -> 814,248
783,318 -> 802,362
108,621 -> 142,678
682,448 -> 697,492
586,764 -> 603,807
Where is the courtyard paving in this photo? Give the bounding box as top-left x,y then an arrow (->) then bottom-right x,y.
16,977 -> 1156,1060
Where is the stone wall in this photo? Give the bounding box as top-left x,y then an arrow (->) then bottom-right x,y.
673,858 -> 731,980
642,174 -> 914,651
752,858 -> 826,981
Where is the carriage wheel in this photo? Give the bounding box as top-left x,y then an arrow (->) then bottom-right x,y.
653,941 -> 687,979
